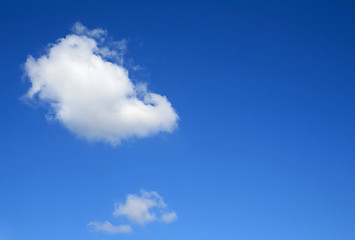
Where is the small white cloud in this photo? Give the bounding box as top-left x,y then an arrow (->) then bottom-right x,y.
88,221 -> 132,234
161,211 -> 177,223
113,190 -> 177,225
88,190 -> 176,235
72,22 -> 106,39
24,22 -> 178,145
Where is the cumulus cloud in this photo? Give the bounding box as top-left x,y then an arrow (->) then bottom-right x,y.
24,22 -> 178,145
113,190 -> 177,225
88,221 -> 132,234
89,190 -> 176,234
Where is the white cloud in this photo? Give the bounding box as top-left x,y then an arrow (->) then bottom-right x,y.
24,22 -> 178,145
88,221 -> 132,234
113,190 -> 177,225
88,190 -> 176,235
72,22 -> 106,39
161,211 -> 177,223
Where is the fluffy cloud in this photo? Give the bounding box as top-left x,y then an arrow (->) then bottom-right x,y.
24,22 -> 178,145
113,190 -> 177,225
87,221 -> 132,234
88,190 -> 176,234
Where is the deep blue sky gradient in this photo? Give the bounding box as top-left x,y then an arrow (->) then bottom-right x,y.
0,1 -> 354,240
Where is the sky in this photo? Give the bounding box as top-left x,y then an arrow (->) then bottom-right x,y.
0,0 -> 354,239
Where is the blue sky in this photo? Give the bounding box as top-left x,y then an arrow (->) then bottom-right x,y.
0,0 -> 354,239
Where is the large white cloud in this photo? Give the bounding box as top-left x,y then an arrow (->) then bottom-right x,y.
24,23 -> 178,145
88,190 -> 177,234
